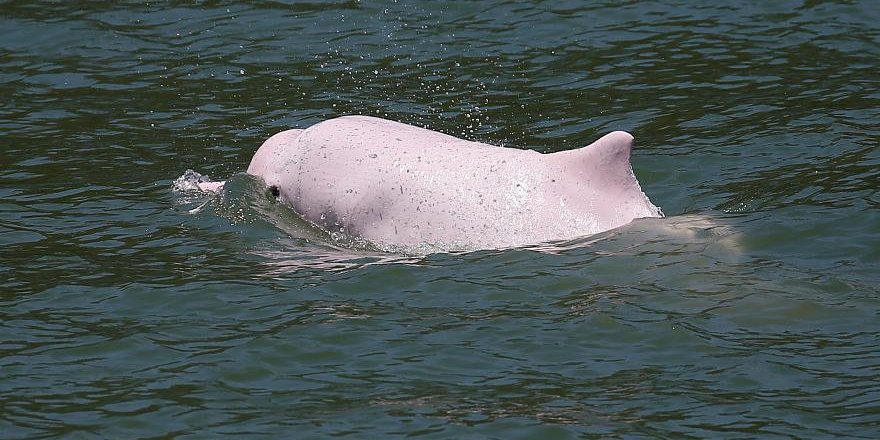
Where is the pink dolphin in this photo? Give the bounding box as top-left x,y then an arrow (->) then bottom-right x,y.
200,115 -> 662,251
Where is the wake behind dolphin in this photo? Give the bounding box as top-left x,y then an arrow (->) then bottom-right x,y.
192,115 -> 663,253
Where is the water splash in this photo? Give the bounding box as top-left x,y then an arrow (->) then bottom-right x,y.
172,169 -> 216,193
171,169 -> 221,214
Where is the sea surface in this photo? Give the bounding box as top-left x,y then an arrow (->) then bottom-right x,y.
2,1 -> 879,438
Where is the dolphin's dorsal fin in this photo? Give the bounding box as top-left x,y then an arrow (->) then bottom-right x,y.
548,131 -> 636,184
547,130 -> 662,219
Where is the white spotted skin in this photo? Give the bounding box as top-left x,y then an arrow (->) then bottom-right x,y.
247,115 -> 662,251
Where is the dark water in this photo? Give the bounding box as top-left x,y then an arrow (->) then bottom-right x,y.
3,1 -> 879,438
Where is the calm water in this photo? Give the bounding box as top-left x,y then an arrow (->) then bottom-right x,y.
2,1 -> 879,438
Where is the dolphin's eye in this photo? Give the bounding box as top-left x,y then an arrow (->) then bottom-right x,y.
268,185 -> 280,198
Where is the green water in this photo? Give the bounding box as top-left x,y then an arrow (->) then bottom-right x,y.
2,1 -> 879,438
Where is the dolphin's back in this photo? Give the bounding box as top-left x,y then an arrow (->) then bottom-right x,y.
248,116 -> 662,251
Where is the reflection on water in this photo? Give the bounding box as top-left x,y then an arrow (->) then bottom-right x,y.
2,0 -> 879,438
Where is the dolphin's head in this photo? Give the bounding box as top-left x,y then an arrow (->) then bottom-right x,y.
246,129 -> 305,186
